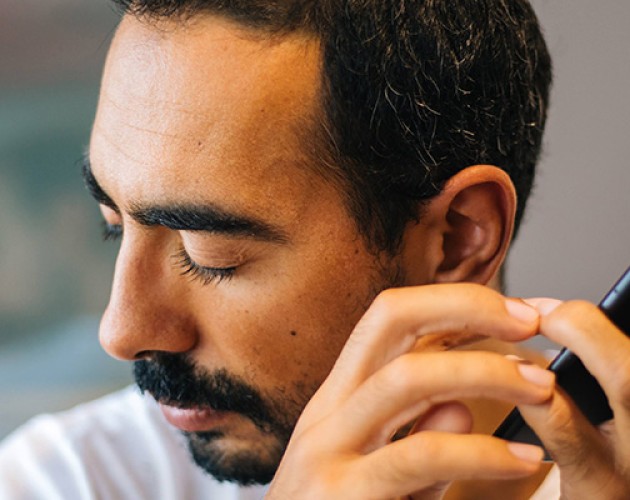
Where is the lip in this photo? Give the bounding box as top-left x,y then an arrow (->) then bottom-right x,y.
159,403 -> 229,432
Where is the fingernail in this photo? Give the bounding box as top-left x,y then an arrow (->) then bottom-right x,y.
523,298 -> 562,316
508,442 -> 544,463
518,362 -> 555,387
505,299 -> 539,323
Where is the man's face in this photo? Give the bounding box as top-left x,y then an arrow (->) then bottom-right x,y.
89,15 -> 427,484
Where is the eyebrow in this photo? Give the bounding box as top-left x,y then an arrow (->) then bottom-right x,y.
81,155 -> 289,243
82,155 -> 117,211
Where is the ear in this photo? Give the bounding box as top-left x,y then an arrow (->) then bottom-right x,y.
400,165 -> 516,286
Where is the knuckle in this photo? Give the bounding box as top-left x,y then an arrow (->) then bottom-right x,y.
362,288 -> 402,331
287,428 -> 320,465
348,288 -> 401,346
378,354 -> 418,395
370,288 -> 400,316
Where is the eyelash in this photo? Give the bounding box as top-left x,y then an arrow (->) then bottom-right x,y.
174,248 -> 237,285
101,222 -> 236,286
102,222 -> 122,242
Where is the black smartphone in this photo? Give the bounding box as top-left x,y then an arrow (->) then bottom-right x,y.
493,266 -> 630,460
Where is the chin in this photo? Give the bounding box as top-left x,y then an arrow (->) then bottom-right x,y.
184,428 -> 287,485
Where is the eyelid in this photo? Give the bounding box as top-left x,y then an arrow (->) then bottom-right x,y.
100,203 -> 121,220
174,248 -> 236,286
99,204 -> 123,242
180,232 -> 252,263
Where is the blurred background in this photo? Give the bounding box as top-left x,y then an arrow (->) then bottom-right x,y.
1,0 -> 629,439
0,0 -> 129,438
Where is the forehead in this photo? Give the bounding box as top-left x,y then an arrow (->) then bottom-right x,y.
90,14 -> 327,224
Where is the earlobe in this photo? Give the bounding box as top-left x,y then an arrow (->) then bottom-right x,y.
401,165 -> 516,286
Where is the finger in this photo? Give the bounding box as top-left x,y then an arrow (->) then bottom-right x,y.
348,432 -> 543,500
529,299 -> 630,459
521,297 -> 562,314
305,284 -> 539,422
410,401 -> 473,435
519,386 -> 618,499
318,351 -> 554,451
403,404 -> 472,500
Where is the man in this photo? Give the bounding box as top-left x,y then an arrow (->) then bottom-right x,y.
2,0 -> 629,498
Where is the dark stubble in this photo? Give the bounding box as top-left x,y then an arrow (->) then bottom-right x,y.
134,354 -> 301,485
133,263 -> 403,485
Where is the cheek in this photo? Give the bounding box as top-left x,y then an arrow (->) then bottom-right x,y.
190,248 -> 383,391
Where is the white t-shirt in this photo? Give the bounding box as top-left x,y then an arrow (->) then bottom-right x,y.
0,387 -> 268,500
0,387 -> 559,499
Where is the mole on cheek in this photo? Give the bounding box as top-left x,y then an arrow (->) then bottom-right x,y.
290,330 -> 298,337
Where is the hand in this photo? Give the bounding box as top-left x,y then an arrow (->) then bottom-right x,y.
518,299 -> 630,499
266,284 -> 553,500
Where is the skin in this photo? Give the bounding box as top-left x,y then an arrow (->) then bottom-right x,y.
91,13 -> 630,500
92,13 -> 407,473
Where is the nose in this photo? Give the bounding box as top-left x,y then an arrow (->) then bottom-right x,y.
99,233 -> 197,360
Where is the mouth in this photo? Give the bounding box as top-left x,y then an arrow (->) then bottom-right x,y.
134,359 -> 277,434
158,401 -> 231,432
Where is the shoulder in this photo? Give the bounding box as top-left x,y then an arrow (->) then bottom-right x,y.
0,386 -> 266,499
0,387 -> 167,465
0,387 -> 168,498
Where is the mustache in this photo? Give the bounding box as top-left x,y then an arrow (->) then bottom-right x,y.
133,353 -> 277,432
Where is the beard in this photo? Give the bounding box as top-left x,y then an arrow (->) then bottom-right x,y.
133,353 -> 302,485
132,262 -> 404,485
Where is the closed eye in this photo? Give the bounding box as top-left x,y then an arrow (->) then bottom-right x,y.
102,221 -> 122,242
173,248 -> 237,286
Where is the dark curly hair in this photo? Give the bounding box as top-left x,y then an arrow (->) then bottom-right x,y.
109,0 -> 552,253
